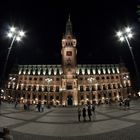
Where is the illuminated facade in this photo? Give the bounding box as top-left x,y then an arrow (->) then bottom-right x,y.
6,17 -> 132,106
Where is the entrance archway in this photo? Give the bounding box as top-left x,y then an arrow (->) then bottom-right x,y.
67,95 -> 73,105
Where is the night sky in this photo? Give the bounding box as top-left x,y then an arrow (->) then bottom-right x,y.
0,0 -> 140,80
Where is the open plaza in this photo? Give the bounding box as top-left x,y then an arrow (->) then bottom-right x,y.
0,98 -> 140,140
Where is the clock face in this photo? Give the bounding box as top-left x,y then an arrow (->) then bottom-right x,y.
66,51 -> 72,56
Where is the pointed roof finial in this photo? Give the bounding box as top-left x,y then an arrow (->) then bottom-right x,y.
65,14 -> 73,35
68,14 -> 71,22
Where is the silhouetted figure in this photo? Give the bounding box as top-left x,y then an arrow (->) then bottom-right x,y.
87,106 -> 92,121
82,107 -> 86,122
27,101 -> 30,111
78,107 -> 81,122
14,101 -> 18,108
23,103 -> 27,111
41,104 -> 44,112
37,102 -> 41,112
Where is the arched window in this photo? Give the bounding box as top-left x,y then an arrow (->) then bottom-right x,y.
80,86 -> 84,91
27,94 -> 30,99
38,94 -> 41,100
28,85 -> 31,91
56,86 -> 59,92
103,85 -> 106,90
79,69 -> 82,75
109,93 -> 112,97
81,95 -> 84,100
50,86 -> 53,92
51,69 -> 54,75
33,94 -> 36,99
86,86 -> 90,91
39,86 -> 42,92
56,96 -> 59,100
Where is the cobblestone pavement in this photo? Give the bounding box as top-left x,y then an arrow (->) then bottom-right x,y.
1,99 -> 140,140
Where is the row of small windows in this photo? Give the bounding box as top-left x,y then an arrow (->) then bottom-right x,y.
18,68 -> 63,75
79,75 -> 119,81
19,77 -> 60,81
79,92 -> 121,100
8,84 -> 60,92
18,67 -> 120,75
8,82 -> 130,92
19,75 -> 119,82
77,67 -> 120,75
79,83 -> 130,91
16,93 -> 60,101
12,93 -> 120,103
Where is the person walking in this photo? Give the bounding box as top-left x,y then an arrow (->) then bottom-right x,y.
37,102 -> 41,112
78,107 -> 81,122
87,106 -> 92,121
14,101 -> 18,109
82,107 -> 86,122
92,104 -> 96,120
41,103 -> 44,112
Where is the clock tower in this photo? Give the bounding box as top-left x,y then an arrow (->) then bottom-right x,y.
61,16 -> 78,106
61,16 -> 77,78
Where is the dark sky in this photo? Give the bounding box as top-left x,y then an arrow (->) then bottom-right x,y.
0,0 -> 140,79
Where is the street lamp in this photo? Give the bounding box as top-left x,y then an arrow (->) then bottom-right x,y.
0,26 -> 25,104
45,78 -> 52,108
87,77 -> 95,104
116,27 -> 139,90
1,26 -> 25,87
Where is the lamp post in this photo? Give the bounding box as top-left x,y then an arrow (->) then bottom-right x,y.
45,78 -> 52,108
1,26 -> 25,87
87,77 -> 95,104
0,26 -> 25,105
116,27 -> 139,90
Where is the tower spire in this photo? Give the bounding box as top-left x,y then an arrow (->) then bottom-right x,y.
65,14 -> 73,35
68,14 -> 71,22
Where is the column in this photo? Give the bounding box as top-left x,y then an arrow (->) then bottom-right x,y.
25,92 -> 28,103
95,91 -> 98,104
83,86 -> 87,105
41,93 -> 44,103
73,90 -> 78,106
62,91 -> 67,106
89,86 -> 92,104
53,93 -> 56,106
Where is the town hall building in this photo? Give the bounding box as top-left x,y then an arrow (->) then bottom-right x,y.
5,17 -> 131,106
